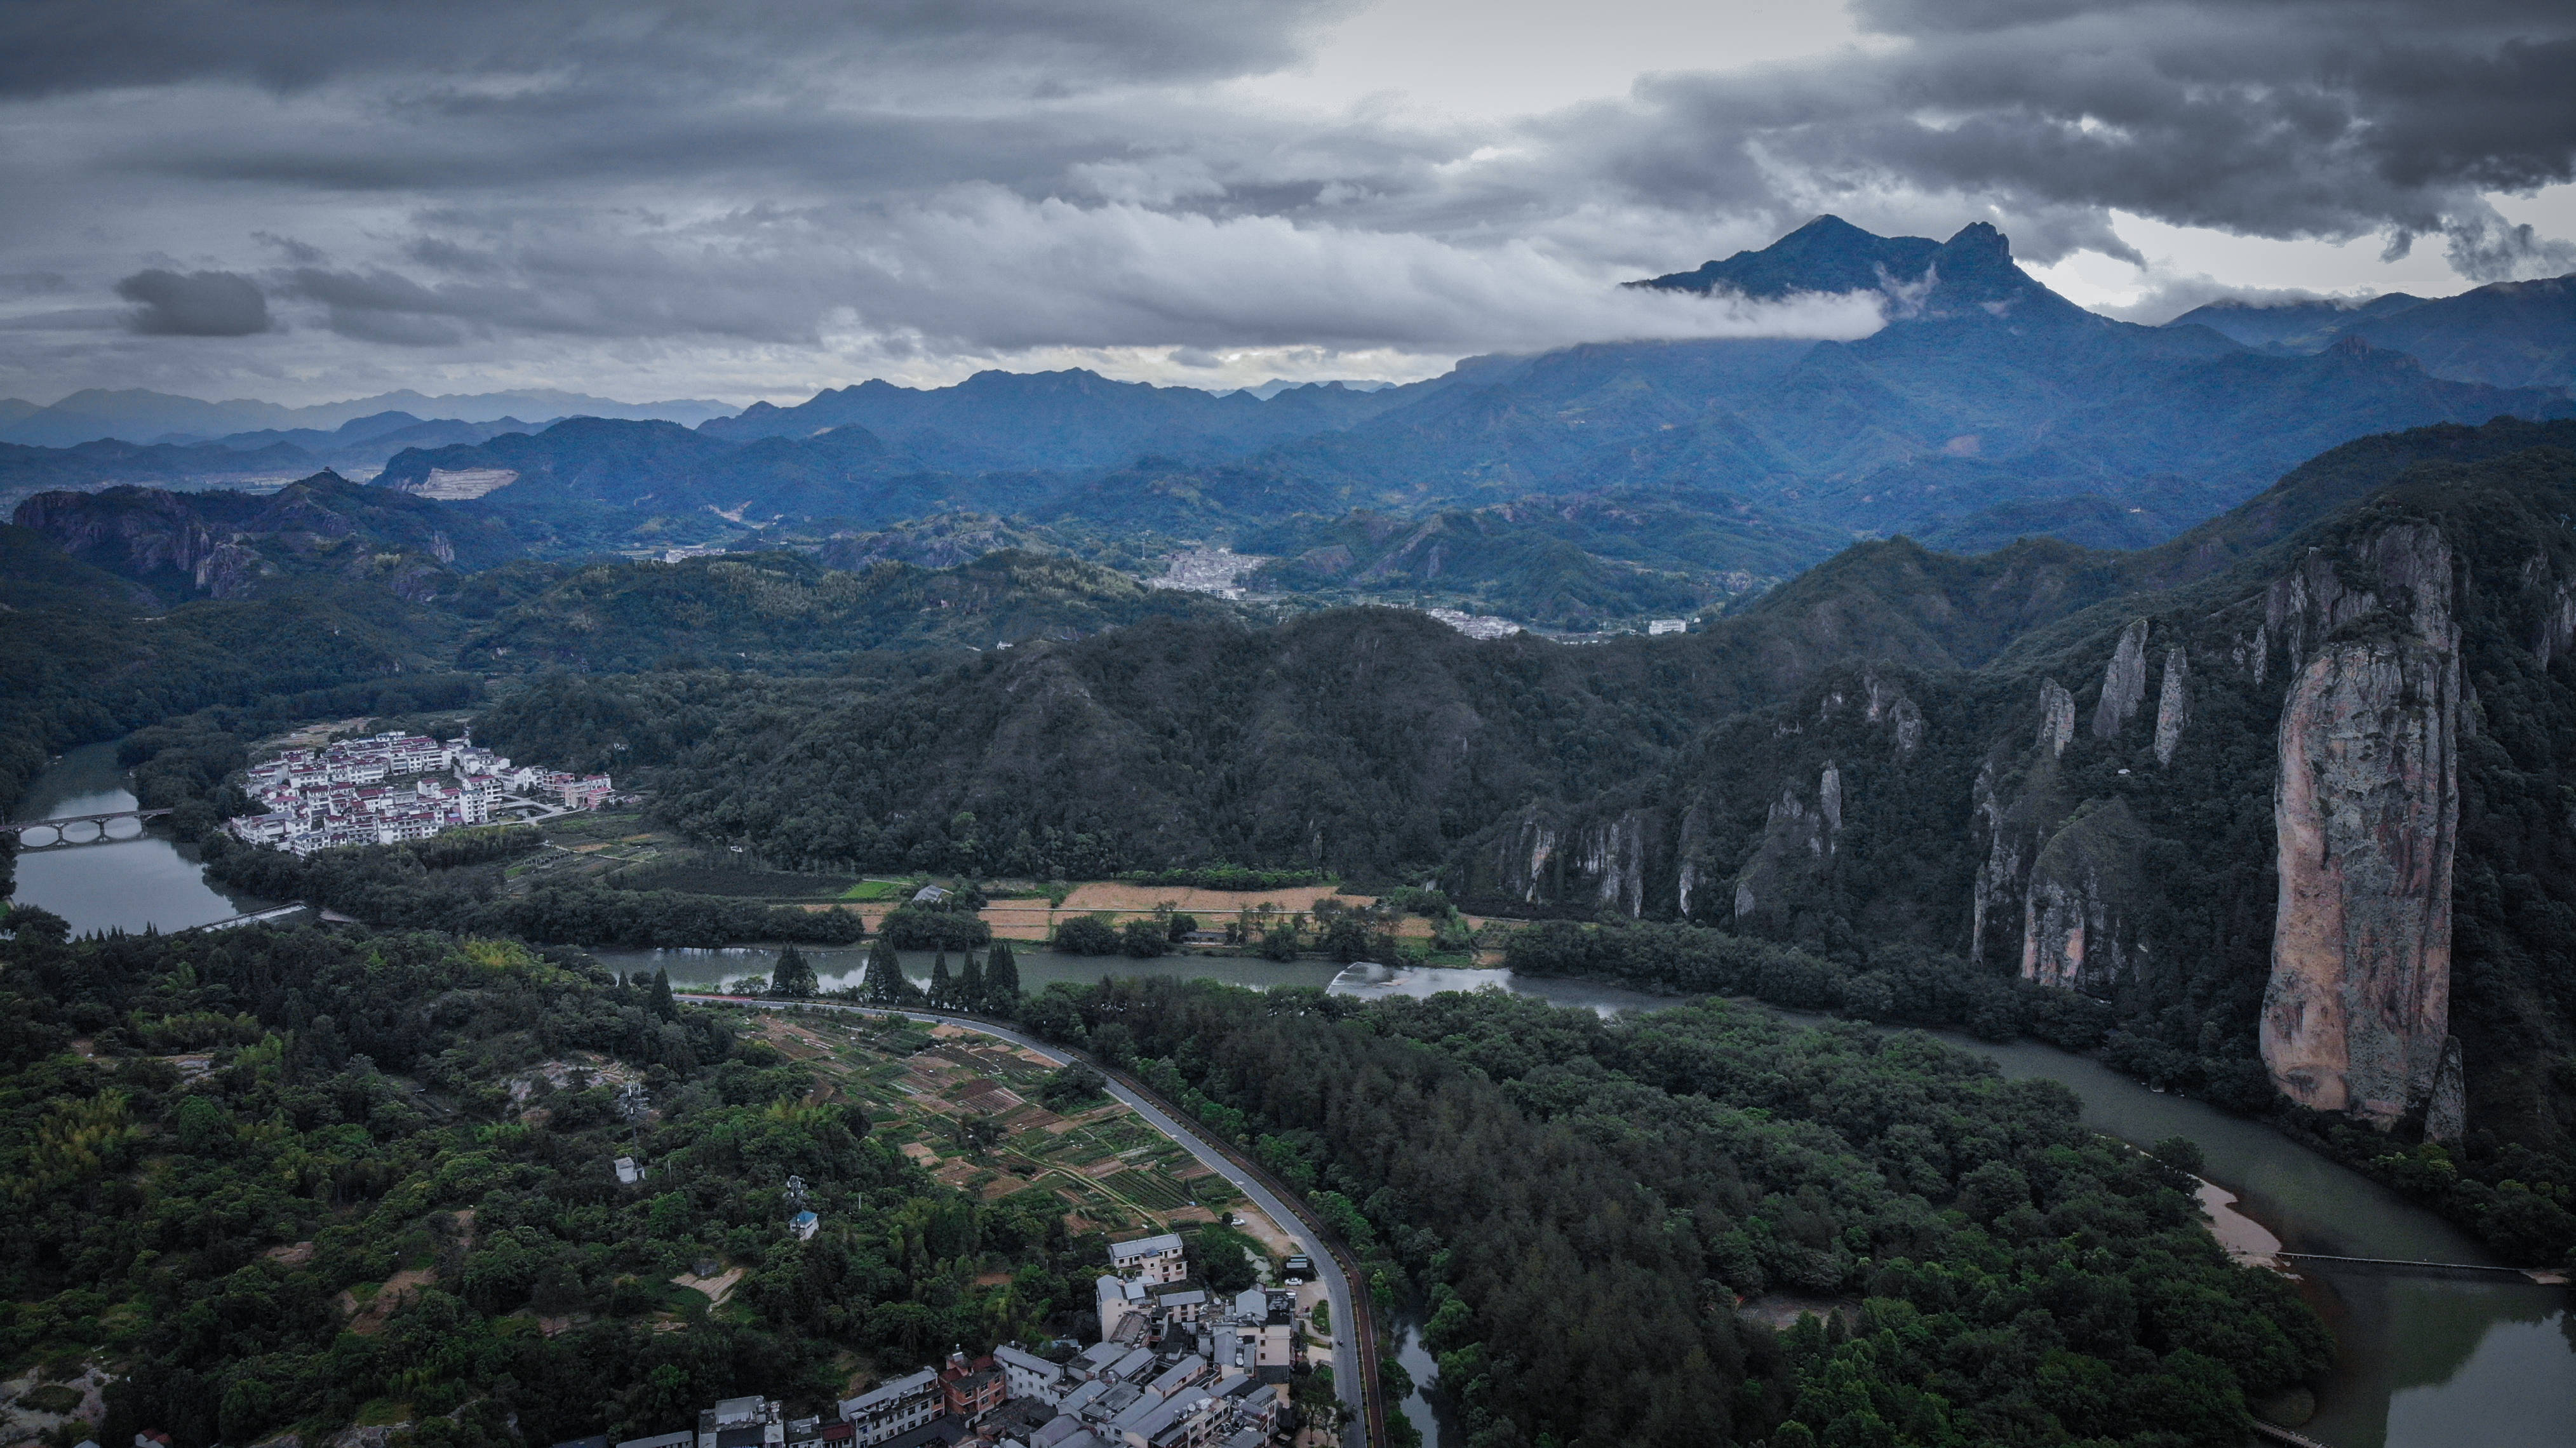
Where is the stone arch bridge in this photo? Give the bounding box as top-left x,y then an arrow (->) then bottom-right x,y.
10,808 -> 172,849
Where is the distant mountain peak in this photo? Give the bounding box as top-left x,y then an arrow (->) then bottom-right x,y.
1637,215 -> 2085,326
1634,215 -> 1940,300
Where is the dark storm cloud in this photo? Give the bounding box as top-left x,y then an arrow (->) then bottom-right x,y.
113,269 -> 272,335
4,0 -> 2572,396
0,0 -> 1349,98
1568,0 -> 2576,276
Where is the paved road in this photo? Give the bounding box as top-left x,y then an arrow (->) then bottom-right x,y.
676,995 -> 1369,1447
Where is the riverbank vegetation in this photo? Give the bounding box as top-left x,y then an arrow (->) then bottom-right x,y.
1021,977 -> 2330,1448
199,837 -> 866,948
0,906 -> 1101,1448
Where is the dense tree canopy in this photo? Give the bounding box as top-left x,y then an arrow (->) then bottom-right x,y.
0,909 -> 1097,1448
1024,978 -> 2327,1448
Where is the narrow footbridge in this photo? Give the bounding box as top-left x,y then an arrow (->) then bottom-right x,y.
2277,1251 -> 2568,1285
10,808 -> 171,848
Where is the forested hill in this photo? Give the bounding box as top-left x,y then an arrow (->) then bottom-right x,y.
459,549 -> 1251,671
493,419 -> 2576,1259
607,418 -> 2576,880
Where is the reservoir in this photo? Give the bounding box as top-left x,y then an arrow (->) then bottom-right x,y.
10,746 -> 2570,1447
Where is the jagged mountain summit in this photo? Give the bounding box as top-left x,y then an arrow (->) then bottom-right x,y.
1633,214 -> 2093,325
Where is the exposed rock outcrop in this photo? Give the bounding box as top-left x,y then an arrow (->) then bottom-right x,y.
2260,523 -> 2461,1125
1734,769 -> 1842,922
2037,678 -> 2075,756
1452,801 -> 1665,916
1863,671 -> 1926,755
1468,807 -> 1560,904
1572,808 -> 1656,918
1675,796 -> 1714,918
2152,647 -> 2190,767
2092,619 -> 2151,738
1970,751 -> 2073,969
2426,1036 -> 2468,1143
14,486 -> 232,581
2020,800 -> 2149,994
2531,577 -> 2576,670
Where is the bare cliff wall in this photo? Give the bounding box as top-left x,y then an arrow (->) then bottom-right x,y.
2259,525 -> 2462,1125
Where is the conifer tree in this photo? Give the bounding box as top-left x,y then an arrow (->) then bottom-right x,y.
986,939 -> 1021,1010
650,967 -> 679,1021
930,948 -> 953,1009
960,949 -> 987,1014
773,944 -> 818,997
862,938 -> 910,1005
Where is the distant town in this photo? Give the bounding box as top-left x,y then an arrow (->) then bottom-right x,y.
572,1231 -> 1301,1448
226,730 -> 613,855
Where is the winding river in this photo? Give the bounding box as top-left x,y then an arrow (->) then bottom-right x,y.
10,747 -> 2570,1447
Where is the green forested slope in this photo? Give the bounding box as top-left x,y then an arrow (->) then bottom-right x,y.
0,913 -> 1089,1448
1026,978 -> 2326,1448
459,549 -> 1248,671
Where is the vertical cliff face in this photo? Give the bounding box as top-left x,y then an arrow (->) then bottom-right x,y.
2038,678 -> 2076,756
1734,767 -> 1841,922
1571,808 -> 1657,918
2020,799 -> 2149,995
2260,524 -> 2462,1125
2152,647 -> 2190,767
2093,619 -> 2151,738
15,488 -> 231,582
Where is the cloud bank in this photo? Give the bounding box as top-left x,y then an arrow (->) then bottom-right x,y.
114,269 -> 272,336
0,0 -> 2565,402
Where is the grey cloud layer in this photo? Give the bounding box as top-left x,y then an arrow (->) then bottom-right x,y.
0,0 -> 1346,97
1576,0 -> 2576,277
114,269 -> 272,336
0,0 -> 2568,398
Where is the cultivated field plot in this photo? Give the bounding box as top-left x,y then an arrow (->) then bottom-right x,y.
735,1009 -> 1229,1233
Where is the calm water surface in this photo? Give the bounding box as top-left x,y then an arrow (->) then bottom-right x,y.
11,746 -> 2568,1447
7,742 -> 265,934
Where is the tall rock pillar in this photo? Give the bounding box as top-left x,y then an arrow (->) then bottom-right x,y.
2260,526 -> 2462,1126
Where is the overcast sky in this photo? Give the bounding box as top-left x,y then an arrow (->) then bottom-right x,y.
2,0 -> 2570,406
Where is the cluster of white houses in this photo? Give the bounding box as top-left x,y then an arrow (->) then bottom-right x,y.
581,1233 -> 1297,1448
227,731 -> 612,855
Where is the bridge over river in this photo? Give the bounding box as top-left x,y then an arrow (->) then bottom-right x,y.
10,808 -> 171,848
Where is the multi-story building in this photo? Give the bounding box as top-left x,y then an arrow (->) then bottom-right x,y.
841,1370 -> 943,1446
939,1352 -> 1005,1421
697,1398 -> 784,1448
1201,1290 -> 1294,1381
1108,1233 -> 1187,1285
993,1345 -> 1070,1405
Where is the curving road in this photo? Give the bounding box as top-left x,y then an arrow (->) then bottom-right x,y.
676,995 -> 1374,1448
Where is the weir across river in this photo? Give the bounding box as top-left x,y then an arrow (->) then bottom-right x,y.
2276,1251 -> 2570,1285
